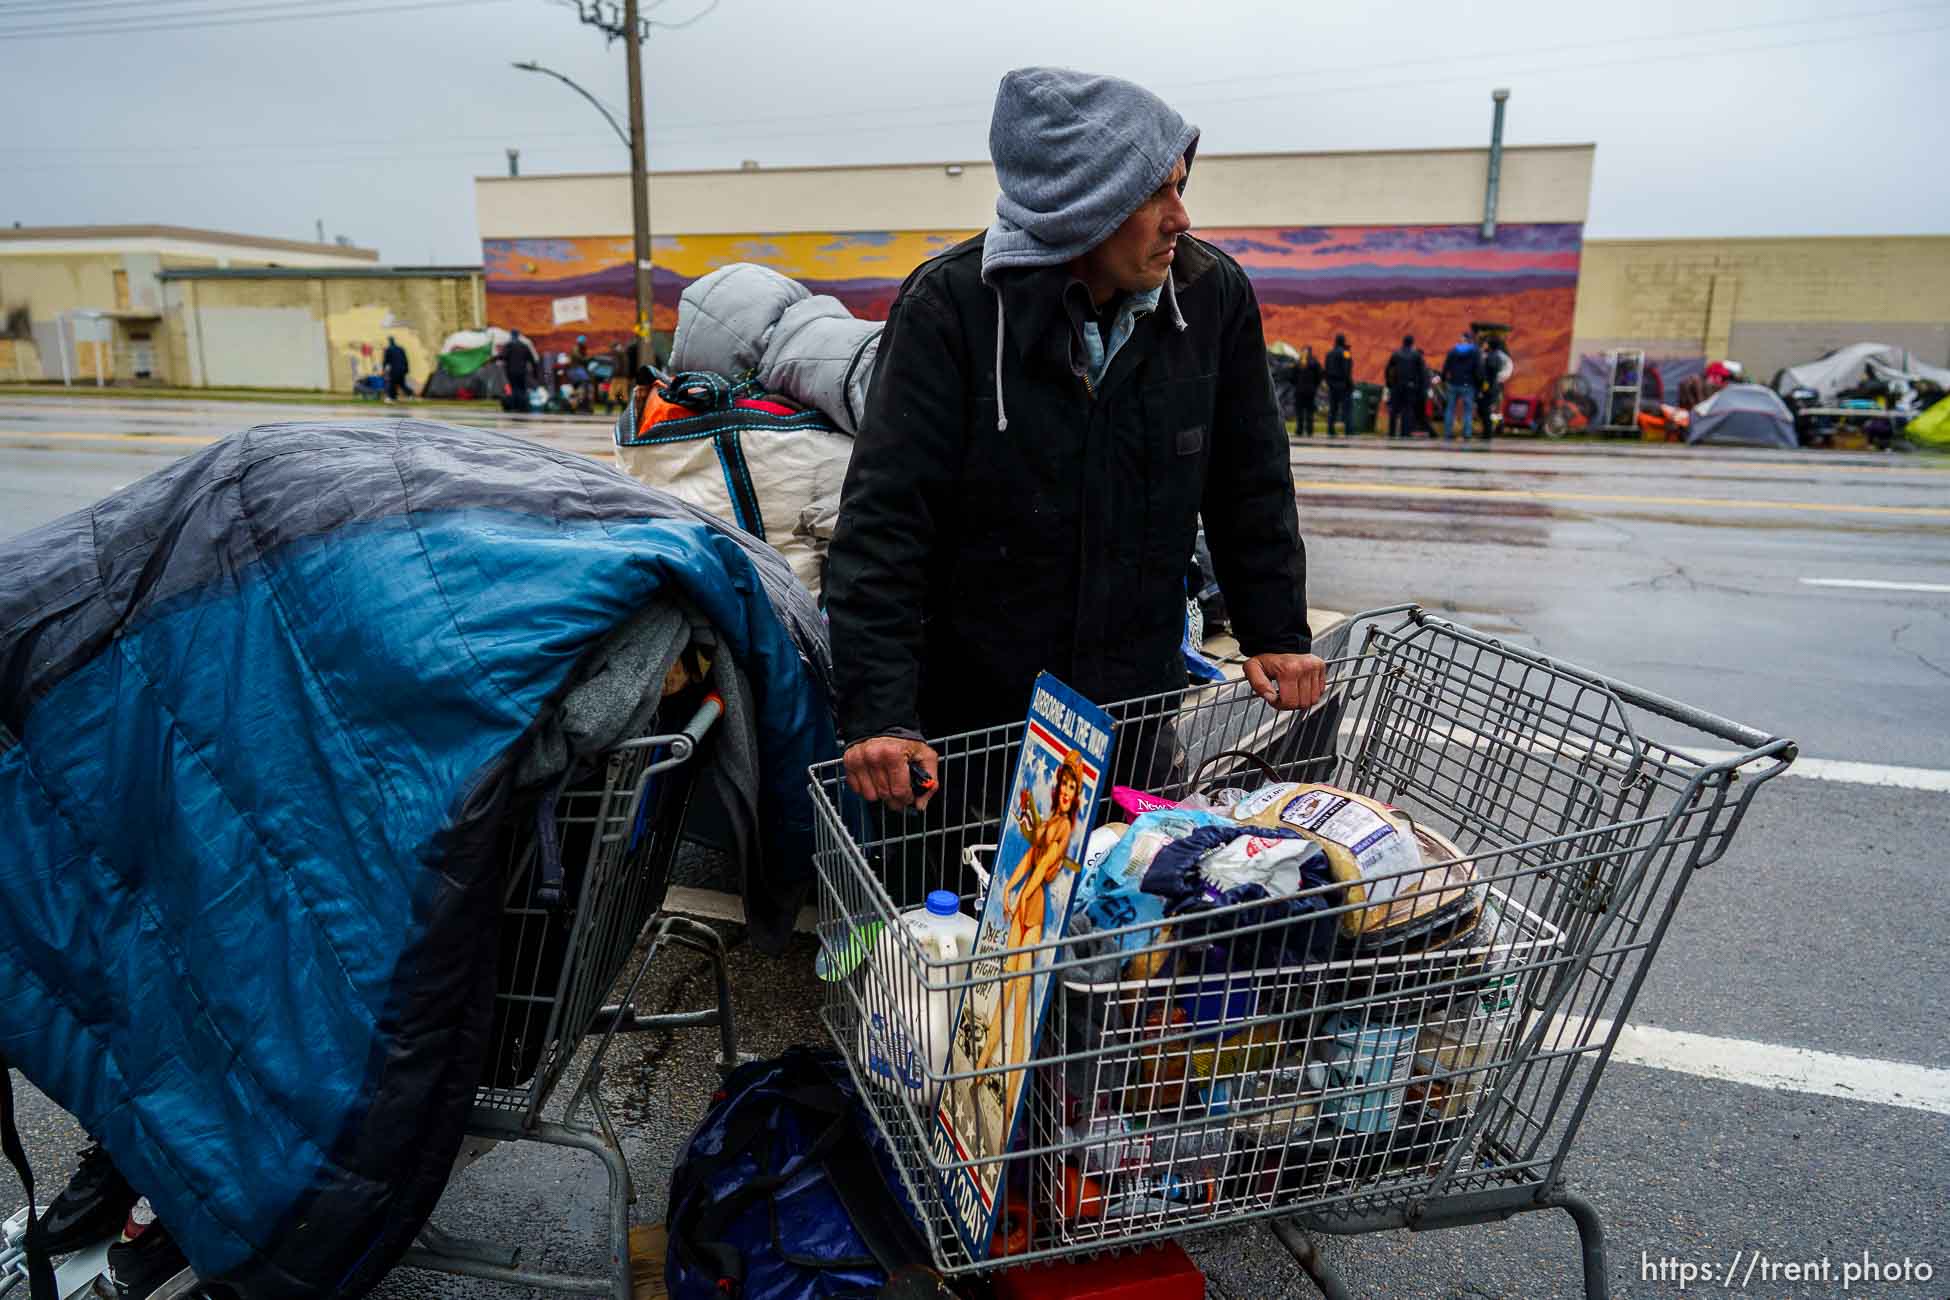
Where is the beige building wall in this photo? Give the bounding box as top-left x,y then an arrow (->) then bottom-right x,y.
474,145 -> 1595,238
0,227 -> 378,385
163,271 -> 483,392
1572,236 -> 1950,377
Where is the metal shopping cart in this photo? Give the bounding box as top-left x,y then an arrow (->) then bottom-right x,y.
4,685 -> 736,1300
809,606 -> 1796,1300
400,687 -> 738,1298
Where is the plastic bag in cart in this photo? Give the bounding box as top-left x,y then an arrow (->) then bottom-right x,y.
1230,783 -> 1483,945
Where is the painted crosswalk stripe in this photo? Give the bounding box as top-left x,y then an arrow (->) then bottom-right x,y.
1800,577 -> 1950,593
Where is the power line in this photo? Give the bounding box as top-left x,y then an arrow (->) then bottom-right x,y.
1160,0 -> 1950,96
0,0 -> 267,15
1189,18 -> 1950,113
9,7 -> 1941,176
2,10 -> 1938,147
0,0 -> 515,39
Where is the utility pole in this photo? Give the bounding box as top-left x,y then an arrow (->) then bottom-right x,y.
546,1 -> 714,366
623,0 -> 653,359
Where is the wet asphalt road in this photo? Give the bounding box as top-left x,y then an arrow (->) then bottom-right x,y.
3,398 -> 1947,1299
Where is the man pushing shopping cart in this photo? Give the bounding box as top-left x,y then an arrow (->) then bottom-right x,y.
825,65 -> 1329,815
811,67 -> 1798,1300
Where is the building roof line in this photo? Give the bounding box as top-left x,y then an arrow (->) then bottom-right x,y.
0,224 -> 379,260
474,142 -> 1599,184
159,265 -> 480,281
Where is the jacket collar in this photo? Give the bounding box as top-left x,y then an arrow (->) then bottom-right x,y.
992,244 -> 1205,374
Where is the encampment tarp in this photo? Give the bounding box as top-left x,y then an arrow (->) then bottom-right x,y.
1908,394 -> 1950,447
437,343 -> 493,377
1686,383 -> 1798,447
1772,343 -> 1950,404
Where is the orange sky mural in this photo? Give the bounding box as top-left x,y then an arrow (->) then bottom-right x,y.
484,221 -> 1580,390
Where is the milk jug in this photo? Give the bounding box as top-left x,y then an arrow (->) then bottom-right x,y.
859,890 -> 977,1108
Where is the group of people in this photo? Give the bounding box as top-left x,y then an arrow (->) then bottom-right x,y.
497,330 -> 637,415
1286,328 -> 1512,442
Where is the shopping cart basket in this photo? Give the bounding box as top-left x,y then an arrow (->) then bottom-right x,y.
398,688 -> 738,1298
808,606 -> 1795,1299
3,688 -> 735,1300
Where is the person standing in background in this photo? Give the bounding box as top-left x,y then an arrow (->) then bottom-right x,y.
1384,334 -> 1426,439
500,329 -> 539,413
1477,334 -> 1507,441
1323,333 -> 1354,437
381,336 -> 409,403
1441,328 -> 1482,442
1293,344 -> 1323,438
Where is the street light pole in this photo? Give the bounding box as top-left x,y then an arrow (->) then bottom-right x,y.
623,0 -> 653,362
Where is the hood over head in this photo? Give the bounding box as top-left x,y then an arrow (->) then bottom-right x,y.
981,67 -> 1198,283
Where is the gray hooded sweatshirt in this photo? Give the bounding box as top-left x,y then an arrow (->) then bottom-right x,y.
982,67 -> 1200,280
980,68 -> 1199,427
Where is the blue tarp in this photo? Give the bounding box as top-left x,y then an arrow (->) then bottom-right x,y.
0,420 -> 834,1297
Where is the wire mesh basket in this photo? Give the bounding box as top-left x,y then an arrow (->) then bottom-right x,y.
808,606 -> 1795,1277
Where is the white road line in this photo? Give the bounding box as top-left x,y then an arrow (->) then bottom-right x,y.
1800,577 -> 1950,593
1577,1019 -> 1950,1117
1689,749 -> 1950,793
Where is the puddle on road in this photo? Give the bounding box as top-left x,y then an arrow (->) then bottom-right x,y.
1300,490 -> 1555,518
1301,490 -> 1558,546
1602,510 -> 1950,536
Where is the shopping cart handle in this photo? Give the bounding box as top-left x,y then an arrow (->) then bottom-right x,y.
678,692 -> 724,753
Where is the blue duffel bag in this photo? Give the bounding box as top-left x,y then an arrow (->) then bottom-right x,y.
664,1047 -> 945,1300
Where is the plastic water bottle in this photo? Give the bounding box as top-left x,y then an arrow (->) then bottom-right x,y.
860,891 -> 977,1108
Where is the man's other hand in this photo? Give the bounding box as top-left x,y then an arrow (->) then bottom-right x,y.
1243,653 -> 1327,711
843,736 -> 941,811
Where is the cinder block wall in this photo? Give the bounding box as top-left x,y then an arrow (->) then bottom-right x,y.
163,272 -> 482,391
1572,236 -> 1950,377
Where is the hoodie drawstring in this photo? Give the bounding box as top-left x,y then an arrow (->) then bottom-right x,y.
991,274 -> 1184,431
991,285 -> 1010,431
1164,272 -> 1188,333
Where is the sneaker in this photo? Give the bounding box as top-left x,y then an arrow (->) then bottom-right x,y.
96,1200 -> 190,1300
39,1141 -> 138,1253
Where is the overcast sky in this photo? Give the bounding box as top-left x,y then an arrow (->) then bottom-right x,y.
2,0 -> 1944,263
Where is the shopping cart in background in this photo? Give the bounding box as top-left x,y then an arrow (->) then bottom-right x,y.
809,606 -> 1796,1300
4,686 -> 736,1300
400,687 -> 738,1298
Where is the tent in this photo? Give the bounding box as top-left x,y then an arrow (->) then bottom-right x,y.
1772,343 -> 1950,404
1908,394 -> 1950,448
1686,383 -> 1798,447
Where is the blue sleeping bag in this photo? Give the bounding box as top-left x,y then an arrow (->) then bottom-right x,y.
0,419 -> 836,1297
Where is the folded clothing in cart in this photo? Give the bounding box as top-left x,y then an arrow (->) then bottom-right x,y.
0,420 -> 836,1299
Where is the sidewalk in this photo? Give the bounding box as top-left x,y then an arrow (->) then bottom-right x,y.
0,383 -> 616,421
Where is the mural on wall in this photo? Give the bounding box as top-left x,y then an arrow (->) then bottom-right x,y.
484,221 -> 1582,389
1201,222 -> 1583,389
483,231 -> 973,360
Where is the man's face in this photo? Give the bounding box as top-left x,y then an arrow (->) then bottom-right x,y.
1077,157 -> 1191,298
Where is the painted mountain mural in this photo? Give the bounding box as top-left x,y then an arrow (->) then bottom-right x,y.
1202,222 -> 1583,388
484,221 -> 1581,390
482,230 -> 970,359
